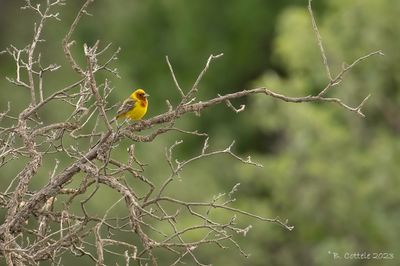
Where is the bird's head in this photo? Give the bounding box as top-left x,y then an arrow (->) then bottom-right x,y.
131,89 -> 149,101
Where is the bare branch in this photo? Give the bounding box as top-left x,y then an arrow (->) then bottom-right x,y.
308,0 -> 332,80
166,56 -> 184,97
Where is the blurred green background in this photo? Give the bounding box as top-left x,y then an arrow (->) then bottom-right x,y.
1,0 -> 399,265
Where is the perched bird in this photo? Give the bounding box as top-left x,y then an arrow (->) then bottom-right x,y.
115,89 -> 149,120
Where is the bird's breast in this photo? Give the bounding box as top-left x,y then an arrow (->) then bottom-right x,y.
140,100 -> 147,108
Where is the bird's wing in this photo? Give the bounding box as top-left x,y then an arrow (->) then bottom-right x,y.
116,98 -> 137,118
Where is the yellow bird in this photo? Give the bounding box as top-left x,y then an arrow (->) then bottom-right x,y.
116,89 -> 149,120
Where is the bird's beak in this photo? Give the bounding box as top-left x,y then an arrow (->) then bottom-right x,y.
144,93 -> 150,97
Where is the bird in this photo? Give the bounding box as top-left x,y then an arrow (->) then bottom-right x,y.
90,89 -> 149,149
115,89 -> 149,121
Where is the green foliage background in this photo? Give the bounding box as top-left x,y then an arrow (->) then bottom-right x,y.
0,0 -> 399,265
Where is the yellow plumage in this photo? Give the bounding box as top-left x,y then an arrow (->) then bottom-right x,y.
116,89 -> 149,120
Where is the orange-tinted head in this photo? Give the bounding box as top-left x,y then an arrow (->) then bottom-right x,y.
131,89 -> 149,101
